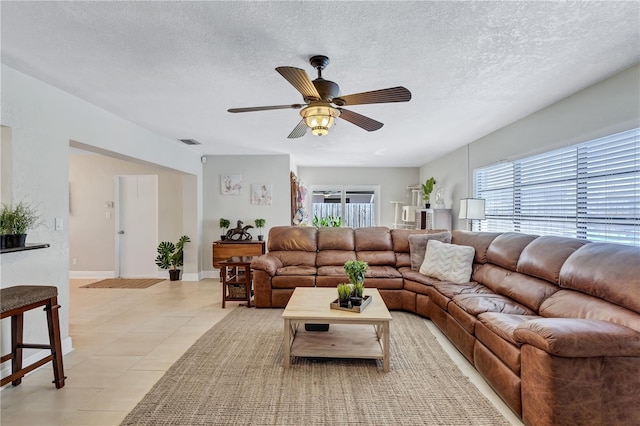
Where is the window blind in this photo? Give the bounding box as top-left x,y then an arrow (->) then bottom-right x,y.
473,128 -> 639,246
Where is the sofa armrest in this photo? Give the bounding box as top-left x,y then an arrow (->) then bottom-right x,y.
250,254 -> 282,277
514,318 -> 640,357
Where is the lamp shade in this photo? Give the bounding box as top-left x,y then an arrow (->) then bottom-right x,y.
458,198 -> 486,220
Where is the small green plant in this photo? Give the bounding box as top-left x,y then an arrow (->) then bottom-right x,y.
0,201 -> 43,234
219,218 -> 231,231
354,281 -> 365,298
343,260 -> 368,286
421,177 -> 436,202
155,235 -> 191,271
337,283 -> 352,301
312,215 -> 341,228
254,218 -> 266,239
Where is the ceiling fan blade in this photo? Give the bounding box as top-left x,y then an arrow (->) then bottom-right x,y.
334,86 -> 411,106
287,120 -> 308,139
276,67 -> 321,100
228,104 -> 304,113
337,108 -> 384,132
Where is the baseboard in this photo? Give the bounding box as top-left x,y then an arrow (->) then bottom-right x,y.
201,270 -> 219,279
69,270 -> 115,279
180,272 -> 200,282
0,336 -> 73,391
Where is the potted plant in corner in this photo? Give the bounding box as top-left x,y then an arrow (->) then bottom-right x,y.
254,218 -> 266,241
219,218 -> 230,241
421,177 -> 436,208
155,235 -> 191,281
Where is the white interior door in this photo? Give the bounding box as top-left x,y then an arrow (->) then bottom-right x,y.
116,175 -> 158,278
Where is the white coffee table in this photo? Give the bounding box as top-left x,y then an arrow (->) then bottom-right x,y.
282,287 -> 392,372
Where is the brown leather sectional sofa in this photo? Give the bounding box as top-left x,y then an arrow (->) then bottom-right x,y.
250,226 -> 640,426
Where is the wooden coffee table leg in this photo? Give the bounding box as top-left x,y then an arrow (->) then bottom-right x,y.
382,321 -> 390,372
283,318 -> 291,369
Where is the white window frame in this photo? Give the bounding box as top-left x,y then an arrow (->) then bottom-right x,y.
308,184 -> 380,228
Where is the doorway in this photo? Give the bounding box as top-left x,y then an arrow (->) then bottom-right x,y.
115,175 -> 158,278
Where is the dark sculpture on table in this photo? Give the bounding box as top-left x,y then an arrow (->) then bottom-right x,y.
225,220 -> 253,241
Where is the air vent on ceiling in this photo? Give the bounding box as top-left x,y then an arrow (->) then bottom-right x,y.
179,138 -> 201,145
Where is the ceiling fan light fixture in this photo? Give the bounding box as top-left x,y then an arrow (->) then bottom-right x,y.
300,103 -> 340,136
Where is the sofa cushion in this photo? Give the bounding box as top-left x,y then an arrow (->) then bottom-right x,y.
420,239 -> 474,284
539,290 -> 640,333
365,265 -> 402,278
486,232 -> 538,271
316,250 -> 356,267
408,232 -> 452,271
267,226 -> 317,251
479,313 -> 542,346
517,235 -> 589,284
355,227 -> 393,251
451,230 -> 501,264
317,227 -> 355,250
452,293 -> 535,316
558,242 -> 640,314
357,250 -> 396,266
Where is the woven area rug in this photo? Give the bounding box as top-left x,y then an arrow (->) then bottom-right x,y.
80,278 -> 165,289
121,308 -> 509,425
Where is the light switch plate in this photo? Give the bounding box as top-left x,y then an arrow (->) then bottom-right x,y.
55,217 -> 63,231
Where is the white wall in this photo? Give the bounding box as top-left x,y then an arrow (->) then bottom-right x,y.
0,65 -> 203,362
297,167 -> 420,228
202,155 -> 291,275
421,64 -> 640,230
69,153 -> 190,276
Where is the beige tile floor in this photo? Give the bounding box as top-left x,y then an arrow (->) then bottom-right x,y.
1,278 -> 522,425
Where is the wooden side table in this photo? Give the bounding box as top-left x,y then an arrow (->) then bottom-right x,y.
220,256 -> 259,308
212,240 -> 265,269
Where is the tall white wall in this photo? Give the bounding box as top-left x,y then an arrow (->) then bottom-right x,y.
202,155 -> 291,275
421,64 -> 640,230
0,65 -> 203,360
297,167 -> 420,228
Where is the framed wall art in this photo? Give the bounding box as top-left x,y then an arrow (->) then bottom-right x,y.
221,174 -> 242,195
251,184 -> 272,205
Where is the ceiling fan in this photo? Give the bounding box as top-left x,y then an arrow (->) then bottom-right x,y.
228,55 -> 411,138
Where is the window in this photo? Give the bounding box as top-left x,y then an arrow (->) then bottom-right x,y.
474,128 -> 639,246
310,185 -> 378,228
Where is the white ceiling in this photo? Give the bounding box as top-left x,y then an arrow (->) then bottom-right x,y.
2,1 -> 639,167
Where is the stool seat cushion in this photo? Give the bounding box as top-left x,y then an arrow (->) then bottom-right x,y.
1,285 -> 58,314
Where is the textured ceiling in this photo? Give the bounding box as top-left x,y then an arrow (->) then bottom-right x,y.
2,1 -> 639,167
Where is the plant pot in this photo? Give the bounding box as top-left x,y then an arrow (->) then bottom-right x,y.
257,235 -> 264,241
339,299 -> 350,308
220,235 -> 227,241
424,203 -> 431,209
5,234 -> 27,248
169,269 -> 181,281
350,296 -> 363,306
0,235 -> 6,249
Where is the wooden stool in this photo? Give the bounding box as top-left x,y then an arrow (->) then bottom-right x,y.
1,285 -> 66,388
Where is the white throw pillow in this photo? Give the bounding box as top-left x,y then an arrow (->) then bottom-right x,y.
419,240 -> 475,284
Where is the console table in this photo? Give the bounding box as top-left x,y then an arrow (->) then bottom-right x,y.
212,240 -> 265,269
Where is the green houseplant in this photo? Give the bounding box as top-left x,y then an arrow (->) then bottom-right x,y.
254,218 -> 266,241
155,235 -> 191,281
0,201 -> 43,249
344,260 -> 368,306
421,177 -> 436,208
312,214 -> 341,228
337,283 -> 352,308
219,218 -> 231,240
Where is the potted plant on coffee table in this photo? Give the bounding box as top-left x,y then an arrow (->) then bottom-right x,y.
344,260 -> 368,306
219,218 -> 230,241
155,235 -> 191,281
254,218 -> 266,241
337,283 -> 352,308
